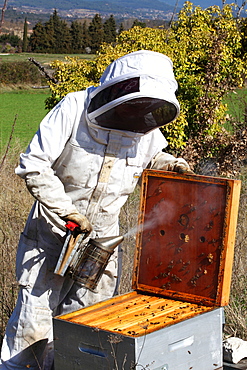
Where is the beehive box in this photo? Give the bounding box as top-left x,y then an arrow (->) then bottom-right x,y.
53,170 -> 241,370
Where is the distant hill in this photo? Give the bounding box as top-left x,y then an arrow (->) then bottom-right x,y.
8,0 -> 176,13
7,0 -> 242,19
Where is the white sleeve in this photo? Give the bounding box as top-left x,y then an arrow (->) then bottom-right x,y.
16,94 -> 76,177
142,128 -> 168,168
15,93 -> 80,217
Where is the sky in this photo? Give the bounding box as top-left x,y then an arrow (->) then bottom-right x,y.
166,0 -> 240,8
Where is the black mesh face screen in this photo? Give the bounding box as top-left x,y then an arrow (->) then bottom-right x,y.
88,77 -> 140,113
93,98 -> 178,133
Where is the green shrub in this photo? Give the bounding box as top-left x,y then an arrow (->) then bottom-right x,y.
0,61 -> 42,85
0,34 -> 21,47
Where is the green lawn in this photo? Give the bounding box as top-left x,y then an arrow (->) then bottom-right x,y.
0,52 -> 95,65
0,89 -> 50,153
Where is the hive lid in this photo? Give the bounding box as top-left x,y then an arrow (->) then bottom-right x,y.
132,170 -> 241,307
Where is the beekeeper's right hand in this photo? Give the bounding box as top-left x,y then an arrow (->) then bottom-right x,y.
62,212 -> 92,236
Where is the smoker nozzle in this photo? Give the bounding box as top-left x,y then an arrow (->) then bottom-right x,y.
90,235 -> 124,253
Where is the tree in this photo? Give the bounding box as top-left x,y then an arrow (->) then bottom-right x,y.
168,3 -> 245,135
0,33 -> 21,47
70,20 -> 85,53
29,10 -> 71,53
131,19 -> 146,28
43,17 -> 55,53
103,15 -> 117,44
118,23 -> 124,35
82,21 -> 90,52
88,14 -> 104,53
45,9 -> 71,53
22,17 -> 28,52
29,22 -> 48,52
239,16 -> 247,59
45,56 -> 96,109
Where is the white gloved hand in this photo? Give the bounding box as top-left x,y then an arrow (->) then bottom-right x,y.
62,212 -> 93,236
166,160 -> 193,174
151,152 -> 193,174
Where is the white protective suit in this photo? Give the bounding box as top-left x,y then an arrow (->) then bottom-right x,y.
0,50 -> 190,370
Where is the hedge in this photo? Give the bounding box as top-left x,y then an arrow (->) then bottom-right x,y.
0,61 -> 42,85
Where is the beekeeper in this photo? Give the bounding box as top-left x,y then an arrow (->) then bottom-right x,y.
0,50 -> 191,370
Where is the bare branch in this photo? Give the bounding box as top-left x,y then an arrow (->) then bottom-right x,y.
236,0 -> 247,18
28,58 -> 58,84
169,0 -> 179,29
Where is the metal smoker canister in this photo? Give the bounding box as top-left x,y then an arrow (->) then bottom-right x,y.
71,235 -> 124,291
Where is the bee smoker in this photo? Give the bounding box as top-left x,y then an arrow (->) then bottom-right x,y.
54,222 -> 123,291
71,235 -> 124,291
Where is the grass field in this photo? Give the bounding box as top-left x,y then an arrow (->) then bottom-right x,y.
0,89 -> 50,153
0,52 -> 95,65
224,88 -> 247,123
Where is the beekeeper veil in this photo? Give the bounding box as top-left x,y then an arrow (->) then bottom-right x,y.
86,50 -> 180,134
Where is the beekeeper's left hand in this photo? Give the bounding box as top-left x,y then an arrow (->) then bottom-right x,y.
150,152 -> 193,174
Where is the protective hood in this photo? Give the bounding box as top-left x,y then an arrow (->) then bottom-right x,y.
86,50 -> 180,134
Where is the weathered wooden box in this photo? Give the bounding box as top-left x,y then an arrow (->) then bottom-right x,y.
53,170 -> 241,370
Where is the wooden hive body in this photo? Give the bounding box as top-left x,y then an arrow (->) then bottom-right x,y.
54,171 -> 241,370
